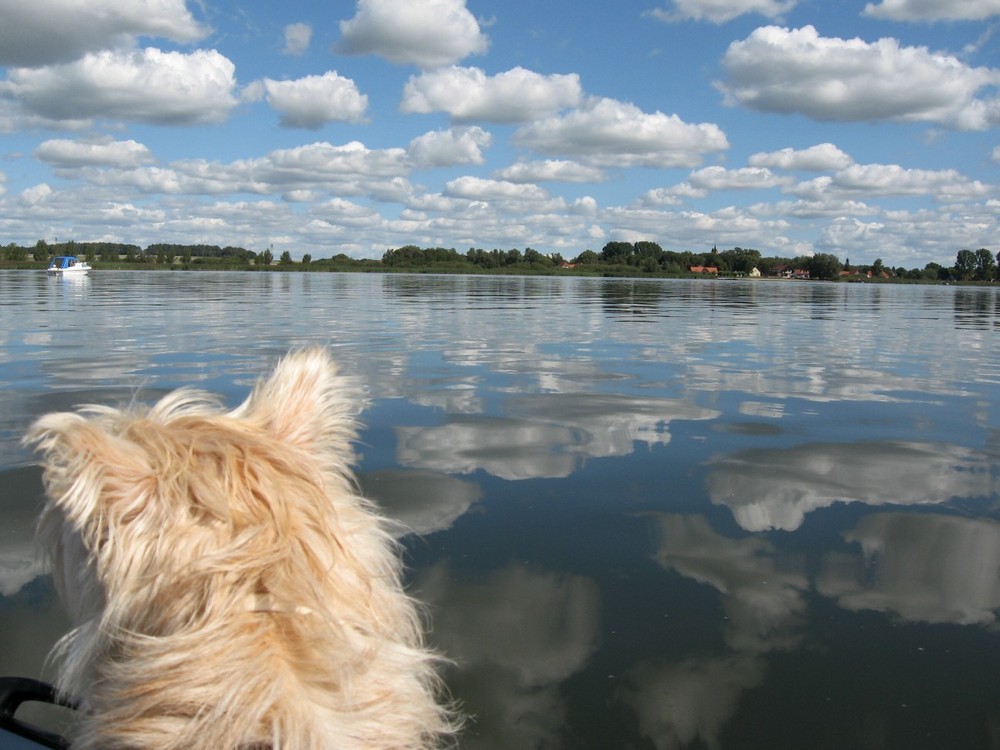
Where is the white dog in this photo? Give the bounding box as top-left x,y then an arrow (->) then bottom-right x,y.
26,348 -> 457,749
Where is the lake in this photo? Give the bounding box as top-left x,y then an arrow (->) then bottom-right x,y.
1,270 -> 999,749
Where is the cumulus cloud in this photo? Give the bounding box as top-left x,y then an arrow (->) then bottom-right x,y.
79,140 -> 413,198
1,48 -> 238,126
716,25 -> 1000,130
444,176 -> 551,205
19,183 -> 53,206
863,0 -> 1000,21
407,126 -> 492,168
253,72 -> 368,129
788,163 -> 993,201
0,0 -> 207,67
647,0 -> 797,23
513,97 -> 729,168
240,141 -> 409,189
282,23 -> 313,55
334,0 -> 488,69
748,142 -> 855,171
493,160 -> 607,184
34,138 -> 155,169
401,66 -> 582,122
687,165 -> 791,190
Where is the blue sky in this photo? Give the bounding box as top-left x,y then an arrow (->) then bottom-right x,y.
0,0 -> 997,267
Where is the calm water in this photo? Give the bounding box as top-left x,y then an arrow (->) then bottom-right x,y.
2,270 -> 999,749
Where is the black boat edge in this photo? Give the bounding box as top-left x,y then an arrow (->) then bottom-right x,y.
0,677 -> 74,749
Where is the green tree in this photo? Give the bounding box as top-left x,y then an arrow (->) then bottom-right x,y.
634,241 -> 664,262
720,247 -> 761,275
279,250 -> 293,264
258,249 -> 274,266
955,249 -> 977,280
975,248 -> 996,281
4,244 -> 27,261
600,241 -> 633,263
302,253 -> 312,265
807,253 -> 843,280
574,250 -> 599,265
524,247 -> 551,266
503,248 -> 523,266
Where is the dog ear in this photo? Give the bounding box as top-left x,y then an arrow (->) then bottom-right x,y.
24,409 -> 150,530
232,348 -> 358,453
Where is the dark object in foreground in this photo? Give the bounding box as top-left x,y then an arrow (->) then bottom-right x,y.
0,676 -> 75,749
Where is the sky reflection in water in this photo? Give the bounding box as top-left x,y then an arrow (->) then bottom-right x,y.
1,271 -> 999,749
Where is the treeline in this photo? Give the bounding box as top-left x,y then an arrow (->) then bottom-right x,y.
1,240 -> 256,264
3,238 -> 997,282
379,242 -> 990,281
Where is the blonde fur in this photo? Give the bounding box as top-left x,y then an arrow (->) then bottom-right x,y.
25,348 -> 457,749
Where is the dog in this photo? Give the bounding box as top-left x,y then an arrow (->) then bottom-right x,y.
25,348 -> 457,749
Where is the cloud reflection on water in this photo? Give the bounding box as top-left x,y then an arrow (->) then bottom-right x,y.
706,440 -> 994,532
3,273 -> 1000,747
398,392 -> 719,480
360,468 -> 482,537
628,512 -> 807,750
417,562 -> 600,750
820,512 -> 1000,625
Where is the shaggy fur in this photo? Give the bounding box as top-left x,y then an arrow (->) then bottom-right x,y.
25,348 -> 457,749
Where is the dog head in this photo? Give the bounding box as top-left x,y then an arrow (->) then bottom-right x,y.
25,348 -> 364,632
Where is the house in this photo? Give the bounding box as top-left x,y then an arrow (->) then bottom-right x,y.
689,265 -> 718,274
770,265 -> 810,279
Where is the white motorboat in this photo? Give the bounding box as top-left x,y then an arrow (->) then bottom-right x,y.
45,256 -> 91,274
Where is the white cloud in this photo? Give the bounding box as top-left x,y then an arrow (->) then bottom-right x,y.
815,210 -> 995,263
640,182 -> 709,206
863,0 -> 1000,21
1,48 -> 238,126
401,66 -> 582,122
407,126 -> 492,168
235,141 -> 410,191
788,163 -> 993,201
257,72 -> 368,129
493,160 -> 607,184
19,183 -> 53,206
716,25 -> 1000,130
687,165 -> 791,190
444,176 -> 551,206
513,97 -> 729,168
748,143 -> 855,171
647,0 -> 797,23
282,23 -> 313,56
73,140 -> 413,198
0,0 -> 208,67
34,138 -> 154,169
335,0 -> 488,69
